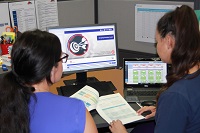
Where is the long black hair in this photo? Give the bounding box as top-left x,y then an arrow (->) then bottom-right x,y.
0,29 -> 62,133
156,5 -> 200,101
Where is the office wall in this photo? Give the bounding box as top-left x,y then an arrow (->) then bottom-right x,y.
57,0 -> 95,27
0,0 -> 95,31
157,0 -> 199,10
98,0 -> 194,54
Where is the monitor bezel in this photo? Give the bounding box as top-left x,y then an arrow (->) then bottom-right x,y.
123,57 -> 169,88
47,23 -> 119,76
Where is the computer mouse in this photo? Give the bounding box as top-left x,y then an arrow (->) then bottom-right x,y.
141,100 -> 156,106
141,110 -> 152,117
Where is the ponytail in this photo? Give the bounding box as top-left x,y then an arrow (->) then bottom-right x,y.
0,29 -> 61,133
0,71 -> 34,133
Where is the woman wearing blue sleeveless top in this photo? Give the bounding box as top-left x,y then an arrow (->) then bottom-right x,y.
0,30 -> 98,133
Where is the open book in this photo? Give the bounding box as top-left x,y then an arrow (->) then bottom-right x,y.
70,85 -> 144,124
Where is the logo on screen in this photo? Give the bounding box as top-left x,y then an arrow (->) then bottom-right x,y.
67,34 -> 89,56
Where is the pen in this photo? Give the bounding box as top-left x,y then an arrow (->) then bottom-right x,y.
136,102 -> 142,108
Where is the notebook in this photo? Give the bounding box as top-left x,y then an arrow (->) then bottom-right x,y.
123,58 -> 168,102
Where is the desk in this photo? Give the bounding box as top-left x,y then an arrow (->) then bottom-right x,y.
50,69 -> 124,96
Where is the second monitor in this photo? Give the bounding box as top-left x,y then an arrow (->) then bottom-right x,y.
47,23 -> 119,85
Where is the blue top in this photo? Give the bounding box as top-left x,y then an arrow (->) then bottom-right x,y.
155,70 -> 200,133
29,92 -> 86,133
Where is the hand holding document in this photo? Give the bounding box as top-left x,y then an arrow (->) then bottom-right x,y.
96,93 -> 144,124
70,85 -> 144,124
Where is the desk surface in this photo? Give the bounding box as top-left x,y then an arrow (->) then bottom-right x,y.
50,69 -> 124,96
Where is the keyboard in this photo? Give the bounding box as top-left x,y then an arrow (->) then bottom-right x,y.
127,90 -> 158,96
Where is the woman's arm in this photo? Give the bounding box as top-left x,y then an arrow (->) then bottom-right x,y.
84,109 -> 98,133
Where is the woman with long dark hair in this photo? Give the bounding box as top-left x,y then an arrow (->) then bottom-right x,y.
109,5 -> 200,133
0,30 -> 98,133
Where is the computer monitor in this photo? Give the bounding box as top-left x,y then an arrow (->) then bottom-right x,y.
124,58 -> 167,86
47,23 -> 119,84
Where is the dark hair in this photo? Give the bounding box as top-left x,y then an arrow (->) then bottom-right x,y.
0,29 -> 62,133
156,5 -> 200,102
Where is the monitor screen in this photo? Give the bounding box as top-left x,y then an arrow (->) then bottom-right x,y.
123,58 -> 168,87
47,23 -> 119,84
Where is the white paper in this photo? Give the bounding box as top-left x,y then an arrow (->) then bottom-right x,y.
9,1 -> 37,33
96,93 -> 144,124
70,85 -> 99,111
0,3 -> 10,34
70,86 -> 144,125
35,0 -> 59,31
135,4 -> 179,43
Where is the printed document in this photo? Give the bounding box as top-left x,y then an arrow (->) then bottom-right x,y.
0,3 -> 10,34
9,1 -> 37,32
35,0 -> 59,31
70,85 -> 99,111
7,0 -> 59,32
70,85 -> 144,124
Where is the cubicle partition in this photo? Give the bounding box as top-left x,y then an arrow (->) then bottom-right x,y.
57,0 -> 95,27
97,0 -> 195,67
98,0 -> 194,54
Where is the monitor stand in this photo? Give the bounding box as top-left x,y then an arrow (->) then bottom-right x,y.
63,72 -> 99,85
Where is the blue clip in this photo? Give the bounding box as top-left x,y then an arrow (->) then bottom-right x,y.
2,64 -> 8,71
